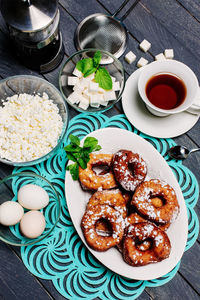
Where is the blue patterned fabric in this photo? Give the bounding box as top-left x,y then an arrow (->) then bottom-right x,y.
13,113 -> 199,299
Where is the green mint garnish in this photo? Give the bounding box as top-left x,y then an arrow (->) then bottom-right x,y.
75,51 -> 112,90
65,134 -> 102,180
95,67 -> 113,90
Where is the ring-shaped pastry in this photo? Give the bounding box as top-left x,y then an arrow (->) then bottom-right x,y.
112,150 -> 147,192
87,189 -> 127,218
79,153 -> 117,190
122,222 -> 171,266
81,205 -> 124,251
131,179 -> 179,224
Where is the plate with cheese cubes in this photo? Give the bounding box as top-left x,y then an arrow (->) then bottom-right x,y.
59,49 -> 125,112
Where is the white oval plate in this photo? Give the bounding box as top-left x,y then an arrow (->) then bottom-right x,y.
65,128 -> 188,280
122,68 -> 199,138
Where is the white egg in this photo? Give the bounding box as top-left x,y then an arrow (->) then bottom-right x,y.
0,201 -> 24,226
18,184 -> 49,210
20,211 -> 46,239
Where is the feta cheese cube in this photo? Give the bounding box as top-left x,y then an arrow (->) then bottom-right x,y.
89,81 -> 99,92
137,57 -> 148,68
125,51 -> 136,64
90,94 -> 103,107
164,49 -> 174,59
104,91 -> 116,101
72,68 -> 83,78
68,76 -> 79,86
68,92 -> 81,104
98,87 -> 106,94
113,81 -> 120,91
155,53 -> 166,61
73,84 -> 85,93
78,96 -> 89,110
139,39 -> 151,52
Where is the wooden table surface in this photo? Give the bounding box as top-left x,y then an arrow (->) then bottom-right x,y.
0,1 -> 200,299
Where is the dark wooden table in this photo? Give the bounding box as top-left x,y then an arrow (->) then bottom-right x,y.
0,1 -> 200,299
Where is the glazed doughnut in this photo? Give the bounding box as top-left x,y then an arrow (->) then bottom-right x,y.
131,179 -> 179,225
122,222 -> 171,266
87,189 -> 127,219
81,205 -> 124,251
112,150 -> 147,192
79,153 -> 117,191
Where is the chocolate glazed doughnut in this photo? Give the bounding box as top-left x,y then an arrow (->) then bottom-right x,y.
122,222 -> 171,266
112,150 -> 147,192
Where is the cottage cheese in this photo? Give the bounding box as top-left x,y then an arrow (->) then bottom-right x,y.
0,93 -> 63,162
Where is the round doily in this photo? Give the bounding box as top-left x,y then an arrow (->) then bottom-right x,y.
13,113 -> 199,300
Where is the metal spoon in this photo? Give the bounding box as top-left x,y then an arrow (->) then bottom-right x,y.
168,145 -> 200,160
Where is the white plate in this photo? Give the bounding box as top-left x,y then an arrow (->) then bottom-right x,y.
65,128 -> 188,280
122,68 -> 199,138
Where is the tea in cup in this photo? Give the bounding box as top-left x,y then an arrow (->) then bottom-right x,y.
138,60 -> 200,117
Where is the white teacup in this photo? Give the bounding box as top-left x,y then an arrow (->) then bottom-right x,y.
138,60 -> 200,117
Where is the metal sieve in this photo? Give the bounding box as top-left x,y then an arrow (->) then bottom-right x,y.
75,0 -> 140,63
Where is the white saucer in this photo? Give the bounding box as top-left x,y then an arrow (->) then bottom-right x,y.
122,68 -> 199,138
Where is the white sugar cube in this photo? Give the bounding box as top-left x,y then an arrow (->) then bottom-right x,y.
125,51 -> 136,64
72,68 -> 83,78
137,57 -> 148,68
139,39 -> 151,52
89,81 -> 99,92
100,100 -> 108,107
164,49 -> 174,59
104,91 -> 116,101
68,92 -> 81,104
78,96 -> 89,110
113,81 -> 120,91
155,53 -> 166,61
68,76 -> 79,86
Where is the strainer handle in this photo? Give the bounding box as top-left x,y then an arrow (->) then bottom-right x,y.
112,0 -> 131,18
113,0 -> 140,22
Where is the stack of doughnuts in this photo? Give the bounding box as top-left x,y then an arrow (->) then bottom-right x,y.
80,150 -> 180,267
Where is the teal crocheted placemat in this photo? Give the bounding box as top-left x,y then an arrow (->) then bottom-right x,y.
13,113 -> 199,300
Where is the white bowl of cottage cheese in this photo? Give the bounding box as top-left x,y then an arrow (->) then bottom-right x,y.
0,75 -> 68,166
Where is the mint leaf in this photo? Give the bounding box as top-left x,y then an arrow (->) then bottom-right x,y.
69,134 -> 80,146
83,137 -> 98,148
95,67 -> 112,90
65,152 -> 77,162
77,158 -> 87,169
93,145 -> 102,151
64,144 -> 81,153
93,51 -> 102,68
76,58 -> 93,74
67,163 -> 79,181
84,67 -> 97,78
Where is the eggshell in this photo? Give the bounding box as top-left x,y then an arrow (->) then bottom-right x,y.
20,211 -> 46,239
0,201 -> 24,226
18,184 -> 49,210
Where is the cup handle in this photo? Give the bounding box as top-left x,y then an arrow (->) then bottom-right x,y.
185,88 -> 200,115
186,103 -> 200,115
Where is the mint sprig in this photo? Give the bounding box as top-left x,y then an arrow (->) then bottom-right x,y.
76,51 -> 112,90
65,134 -> 102,180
